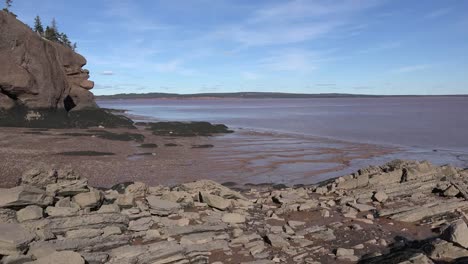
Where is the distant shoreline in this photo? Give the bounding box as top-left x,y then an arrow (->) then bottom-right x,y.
96,92 -> 468,100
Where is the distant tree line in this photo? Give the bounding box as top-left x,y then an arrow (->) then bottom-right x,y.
34,16 -> 77,51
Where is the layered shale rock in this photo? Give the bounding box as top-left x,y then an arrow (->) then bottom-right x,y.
0,11 -> 133,128
1,160 -> 468,263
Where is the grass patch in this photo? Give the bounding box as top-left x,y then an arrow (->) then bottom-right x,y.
58,151 -> 115,156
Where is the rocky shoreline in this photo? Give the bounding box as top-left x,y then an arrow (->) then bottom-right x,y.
1,160 -> 468,263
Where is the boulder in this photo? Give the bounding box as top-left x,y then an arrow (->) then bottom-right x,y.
372,191 -> 388,202
0,223 -> 35,255
128,217 -> 154,232
16,205 -> 43,222
46,179 -> 89,196
72,189 -> 102,209
146,196 -> 181,216
21,167 -> 58,188
265,234 -> 289,248
443,220 -> 468,248
429,239 -> 468,262
125,182 -> 148,198
0,186 -> 48,208
200,192 -> 231,210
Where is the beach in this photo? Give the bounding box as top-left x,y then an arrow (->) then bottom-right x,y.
0,124 -> 393,189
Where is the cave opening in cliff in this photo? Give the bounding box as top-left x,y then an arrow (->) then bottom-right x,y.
63,95 -> 76,112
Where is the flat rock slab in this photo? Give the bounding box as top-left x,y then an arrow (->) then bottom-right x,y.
28,250 -> 85,264
146,196 -> 181,216
0,186 -> 48,208
348,202 -> 376,212
0,223 -> 35,255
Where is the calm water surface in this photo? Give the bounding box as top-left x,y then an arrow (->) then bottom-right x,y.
98,97 -> 468,177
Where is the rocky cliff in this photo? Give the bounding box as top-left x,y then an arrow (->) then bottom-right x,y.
0,11 -> 133,128
0,10 -> 96,111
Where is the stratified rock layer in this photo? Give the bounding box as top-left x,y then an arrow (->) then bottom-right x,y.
0,160 -> 468,263
0,10 -> 95,111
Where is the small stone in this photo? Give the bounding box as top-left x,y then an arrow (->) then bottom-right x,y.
16,205 -> 43,222
288,220 -> 306,228
73,189 -> 102,209
336,248 -> 354,258
372,191 -> 388,202
115,194 -> 135,209
347,202 -> 376,212
98,204 -> 121,214
321,209 -> 330,218
129,217 -> 154,232
444,185 -> 460,197
222,213 -> 246,224
145,229 -> 161,240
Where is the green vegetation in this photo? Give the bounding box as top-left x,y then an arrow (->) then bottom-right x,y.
33,16 -> 76,50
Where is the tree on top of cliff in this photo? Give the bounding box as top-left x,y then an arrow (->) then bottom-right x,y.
34,15 -> 44,36
42,18 -> 76,50
3,0 -> 12,13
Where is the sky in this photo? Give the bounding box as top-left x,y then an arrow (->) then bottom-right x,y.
11,0 -> 468,95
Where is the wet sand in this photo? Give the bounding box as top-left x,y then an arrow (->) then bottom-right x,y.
0,124 -> 395,188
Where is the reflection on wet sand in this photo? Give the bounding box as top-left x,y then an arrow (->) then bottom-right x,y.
207,130 -> 396,186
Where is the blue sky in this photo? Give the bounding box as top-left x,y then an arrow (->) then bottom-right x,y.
11,0 -> 468,95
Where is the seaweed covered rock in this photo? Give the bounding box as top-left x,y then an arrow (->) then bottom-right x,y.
145,121 -> 233,136
0,107 -> 134,128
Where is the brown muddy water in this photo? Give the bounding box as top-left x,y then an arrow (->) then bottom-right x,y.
98,97 -> 468,185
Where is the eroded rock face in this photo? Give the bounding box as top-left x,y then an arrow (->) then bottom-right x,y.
0,11 -> 96,111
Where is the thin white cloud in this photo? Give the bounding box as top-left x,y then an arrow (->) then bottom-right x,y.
259,50 -> 318,72
358,41 -> 402,54
154,59 -> 195,76
101,70 -> 114,75
213,0 -> 382,47
392,64 -> 433,73
425,7 -> 452,19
